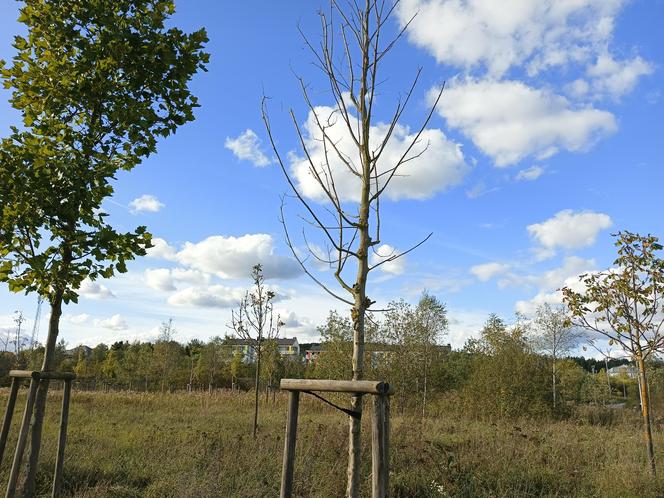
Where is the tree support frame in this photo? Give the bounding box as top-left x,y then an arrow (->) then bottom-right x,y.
0,370 -> 76,498
279,378 -> 393,498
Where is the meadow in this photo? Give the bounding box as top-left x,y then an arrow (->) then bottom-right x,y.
0,388 -> 662,498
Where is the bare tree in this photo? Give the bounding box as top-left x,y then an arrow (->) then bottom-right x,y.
531,303 -> 580,409
231,264 -> 282,438
262,1 -> 442,494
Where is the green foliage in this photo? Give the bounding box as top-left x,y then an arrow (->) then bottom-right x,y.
461,314 -> 552,419
563,231 -> 664,358
0,0 -> 209,304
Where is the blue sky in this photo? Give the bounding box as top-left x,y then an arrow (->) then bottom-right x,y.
1,0 -> 663,350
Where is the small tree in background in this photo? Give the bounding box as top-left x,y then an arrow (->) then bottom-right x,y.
231,264 -> 282,437
382,292 -> 448,415
563,231 -> 664,476
532,303 -> 581,409
0,1 -> 208,492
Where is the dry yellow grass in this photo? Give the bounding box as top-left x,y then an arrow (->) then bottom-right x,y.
0,389 -> 661,497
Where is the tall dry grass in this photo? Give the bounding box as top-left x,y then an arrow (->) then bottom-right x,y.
0,389 -> 661,497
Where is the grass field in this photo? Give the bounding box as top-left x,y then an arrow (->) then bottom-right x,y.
0,389 -> 663,497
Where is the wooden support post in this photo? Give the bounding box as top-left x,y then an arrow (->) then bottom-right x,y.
372,395 -> 387,498
52,379 -> 72,498
6,377 -> 39,498
280,390 -> 300,498
382,395 -> 390,494
0,378 -> 21,467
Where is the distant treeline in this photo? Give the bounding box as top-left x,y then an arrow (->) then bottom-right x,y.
0,298 -> 659,421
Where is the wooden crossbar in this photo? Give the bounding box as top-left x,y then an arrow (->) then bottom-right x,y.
9,370 -> 77,381
280,378 -> 393,395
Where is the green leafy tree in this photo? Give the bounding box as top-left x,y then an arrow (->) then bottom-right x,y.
196,336 -> 228,393
463,314 -> 550,419
153,318 -> 182,393
0,1 -> 208,492
563,231 -> 664,475
313,311 -> 354,380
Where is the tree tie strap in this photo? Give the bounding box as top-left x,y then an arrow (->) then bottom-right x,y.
303,390 -> 362,419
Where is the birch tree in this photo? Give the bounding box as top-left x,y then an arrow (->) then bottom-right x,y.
532,303 -> 580,409
562,231 -> 664,475
262,2 -> 443,493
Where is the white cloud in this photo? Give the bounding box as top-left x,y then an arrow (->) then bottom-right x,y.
225,129 -> 272,167
435,80 -> 617,166
63,313 -> 90,325
290,106 -> 468,202
144,268 -> 211,292
167,285 -> 245,309
147,237 -> 177,260
515,165 -> 545,181
370,244 -> 406,275
587,53 -> 653,100
79,279 -> 115,300
176,234 -> 300,280
515,269 -> 592,316
397,0 -> 627,78
94,314 -> 128,331
470,262 -> 510,282
276,310 -> 317,338
527,209 -> 612,250
144,269 -> 176,292
129,194 -> 164,214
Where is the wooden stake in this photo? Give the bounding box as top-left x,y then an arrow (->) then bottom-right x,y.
52,379 -> 72,498
383,395 -> 390,495
0,378 -> 21,467
372,395 -> 387,498
280,390 -> 299,498
6,377 -> 39,498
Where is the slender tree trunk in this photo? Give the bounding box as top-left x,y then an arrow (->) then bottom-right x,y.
347,191 -> 369,497
552,357 -> 557,410
21,288 -> 63,497
636,354 -> 656,476
253,347 -> 261,438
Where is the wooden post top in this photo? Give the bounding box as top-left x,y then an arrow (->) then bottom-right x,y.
280,379 -> 393,395
8,370 -> 76,381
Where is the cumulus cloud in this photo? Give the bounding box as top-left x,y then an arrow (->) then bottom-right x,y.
147,237 -> 177,260
225,129 -> 272,167
176,234 -> 300,280
290,106 -> 468,202
434,80 -> 617,166
167,285 -> 245,309
144,268 -> 210,292
587,54 -> 653,101
396,0 -> 629,78
129,194 -> 164,214
94,314 -> 128,331
527,209 -> 612,251
79,279 -> 115,299
63,313 -> 90,325
515,270 -> 591,316
370,244 -> 406,275
499,256 -> 595,291
515,165 -> 545,181
470,262 -> 510,282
